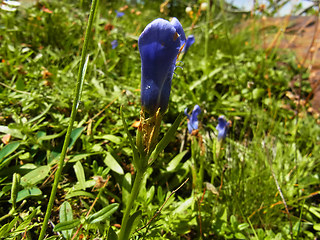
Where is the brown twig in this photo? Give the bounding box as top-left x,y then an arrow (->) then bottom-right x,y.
197,187 -> 206,239
134,178 -> 189,234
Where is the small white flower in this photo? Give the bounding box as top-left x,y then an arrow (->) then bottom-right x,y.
200,2 -> 208,11
5,1 -> 21,7
1,1 -> 21,12
1,4 -> 16,11
185,6 -> 192,14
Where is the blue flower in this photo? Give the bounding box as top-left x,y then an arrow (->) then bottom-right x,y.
115,10 -> 124,18
139,18 -> 186,115
183,35 -> 195,53
184,105 -> 201,133
216,116 -> 230,140
111,40 -> 118,49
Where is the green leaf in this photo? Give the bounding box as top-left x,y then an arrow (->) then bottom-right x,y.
68,127 -> 85,149
120,106 -> 139,167
107,226 -> 118,240
313,223 -> 320,231
104,152 -> 124,175
20,165 -> 51,187
166,150 -> 188,172
95,134 -> 122,144
252,88 -> 265,100
65,191 -> 96,199
68,152 -> 103,163
16,187 -> 42,202
13,207 -> 38,234
0,216 -> 19,238
121,210 -> 141,240
0,126 -> 23,139
37,129 -> 67,141
0,142 -> 20,162
238,223 -> 249,231
148,113 -> 183,166
59,201 -> 74,240
73,161 -> 86,190
122,173 -> 132,208
87,203 -> 119,224
235,232 -> 246,239
53,219 -> 80,232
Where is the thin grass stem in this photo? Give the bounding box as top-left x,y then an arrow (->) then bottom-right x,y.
38,1 -> 99,239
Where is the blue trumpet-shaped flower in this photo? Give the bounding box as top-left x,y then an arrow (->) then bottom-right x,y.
216,116 -> 230,140
183,35 -> 195,53
139,18 -> 186,115
111,40 -> 118,49
115,10 -> 124,18
184,105 -> 201,133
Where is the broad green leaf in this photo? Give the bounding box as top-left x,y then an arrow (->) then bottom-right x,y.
0,163 -> 36,178
121,210 -> 142,240
172,196 -> 193,215
16,187 -> 42,202
166,150 -> 188,172
73,161 -> 86,190
252,88 -> 265,100
0,126 -> 23,139
122,172 -> 132,208
60,201 -> 73,239
68,127 -> 85,149
87,203 -> 119,224
238,223 -> 249,231
21,165 -> 51,187
53,219 -> 80,232
235,232 -> 246,239
104,152 -> 124,175
148,113 -> 183,166
313,223 -> 320,231
0,142 -> 20,162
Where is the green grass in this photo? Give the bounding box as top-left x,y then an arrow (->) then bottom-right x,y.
0,0 -> 319,239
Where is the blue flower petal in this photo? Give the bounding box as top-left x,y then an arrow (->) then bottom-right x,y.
139,18 -> 185,115
116,10 -> 124,18
170,17 -> 186,46
111,40 -> 118,49
185,105 -> 201,133
184,107 -> 190,119
183,35 -> 195,53
216,116 -> 229,140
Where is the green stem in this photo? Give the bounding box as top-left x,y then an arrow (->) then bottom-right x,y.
38,1 -> 98,239
204,0 -> 210,75
118,170 -> 145,240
